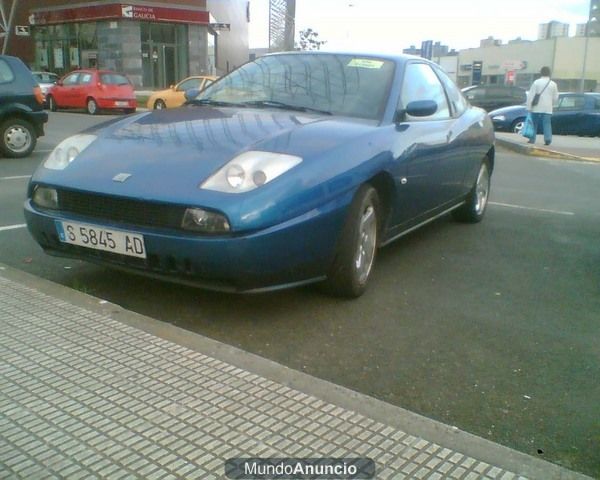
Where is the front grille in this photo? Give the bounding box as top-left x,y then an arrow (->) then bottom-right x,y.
57,189 -> 186,230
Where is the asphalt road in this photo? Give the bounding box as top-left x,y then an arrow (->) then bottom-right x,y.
1,111 -> 599,477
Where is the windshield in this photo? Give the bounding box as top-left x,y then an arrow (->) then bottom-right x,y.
198,53 -> 395,120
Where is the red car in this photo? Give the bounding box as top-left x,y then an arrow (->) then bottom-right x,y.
47,69 -> 137,115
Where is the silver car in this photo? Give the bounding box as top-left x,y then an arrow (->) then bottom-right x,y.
32,71 -> 59,106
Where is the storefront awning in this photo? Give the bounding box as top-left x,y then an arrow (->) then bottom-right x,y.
29,3 -> 210,26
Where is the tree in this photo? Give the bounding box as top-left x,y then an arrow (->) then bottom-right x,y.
297,28 -> 327,51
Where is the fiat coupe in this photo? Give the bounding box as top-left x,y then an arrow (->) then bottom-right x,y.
25,52 -> 495,297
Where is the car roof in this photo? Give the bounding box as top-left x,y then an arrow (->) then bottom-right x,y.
262,50 -> 428,67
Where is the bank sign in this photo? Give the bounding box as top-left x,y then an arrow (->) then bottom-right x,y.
30,3 -> 210,26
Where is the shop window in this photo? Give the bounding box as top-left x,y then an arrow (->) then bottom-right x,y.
33,22 -> 97,74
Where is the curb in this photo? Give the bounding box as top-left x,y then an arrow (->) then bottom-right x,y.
496,138 -> 600,163
0,262 -> 593,480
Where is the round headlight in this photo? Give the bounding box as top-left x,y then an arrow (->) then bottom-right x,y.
226,164 -> 245,188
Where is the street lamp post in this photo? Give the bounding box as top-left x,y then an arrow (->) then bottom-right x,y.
580,23 -> 590,93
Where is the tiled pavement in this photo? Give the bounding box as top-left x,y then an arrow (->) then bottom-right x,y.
0,268 -> 590,479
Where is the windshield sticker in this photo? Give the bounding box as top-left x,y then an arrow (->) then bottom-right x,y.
347,59 -> 384,69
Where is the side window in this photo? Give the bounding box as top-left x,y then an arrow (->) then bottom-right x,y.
63,73 -> 80,86
434,67 -> 468,117
594,97 -> 600,110
79,73 -> 92,84
557,96 -> 585,111
463,87 -> 484,101
0,59 -> 15,84
400,63 -> 450,120
177,78 -> 201,91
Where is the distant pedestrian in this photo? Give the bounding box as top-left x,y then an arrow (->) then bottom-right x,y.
526,66 -> 559,145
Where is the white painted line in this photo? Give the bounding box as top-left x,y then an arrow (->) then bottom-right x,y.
0,224 -> 27,232
0,175 -> 31,181
489,202 -> 575,216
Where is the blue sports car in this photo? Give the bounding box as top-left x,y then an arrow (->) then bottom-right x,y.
489,92 -> 600,136
25,52 -> 495,297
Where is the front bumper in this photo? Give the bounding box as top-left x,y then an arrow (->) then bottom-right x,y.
24,197 -> 348,292
28,111 -> 49,137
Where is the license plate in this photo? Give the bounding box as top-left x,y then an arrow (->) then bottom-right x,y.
55,221 -> 146,259
115,101 -> 129,107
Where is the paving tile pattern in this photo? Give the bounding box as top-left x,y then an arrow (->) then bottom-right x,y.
0,277 -> 527,479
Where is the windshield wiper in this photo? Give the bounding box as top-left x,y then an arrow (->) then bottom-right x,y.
188,98 -> 247,108
241,100 -> 332,115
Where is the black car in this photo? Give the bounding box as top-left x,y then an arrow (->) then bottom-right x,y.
461,84 -> 527,112
0,55 -> 48,158
489,93 -> 600,136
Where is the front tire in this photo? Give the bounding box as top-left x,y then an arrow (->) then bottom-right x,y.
0,118 -> 37,158
154,99 -> 166,110
322,185 -> 380,298
86,98 -> 98,115
47,95 -> 57,112
453,159 -> 491,223
511,118 -> 525,134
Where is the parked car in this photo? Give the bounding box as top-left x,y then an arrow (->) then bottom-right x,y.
47,69 -> 137,115
461,84 -> 527,112
25,52 -> 495,297
32,71 -> 59,105
147,75 -> 217,110
489,92 -> 600,136
0,55 -> 48,157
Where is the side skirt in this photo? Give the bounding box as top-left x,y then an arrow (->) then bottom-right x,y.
380,201 -> 466,247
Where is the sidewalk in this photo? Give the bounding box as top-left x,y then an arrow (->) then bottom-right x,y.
495,132 -> 600,162
0,265 -> 591,480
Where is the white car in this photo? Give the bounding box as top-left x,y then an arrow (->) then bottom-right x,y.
32,71 -> 59,106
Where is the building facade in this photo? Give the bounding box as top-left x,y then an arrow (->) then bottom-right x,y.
450,36 -> 600,92
538,21 -> 570,40
4,0 -> 249,88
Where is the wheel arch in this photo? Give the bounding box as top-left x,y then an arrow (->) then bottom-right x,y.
485,145 -> 495,173
366,171 -> 395,240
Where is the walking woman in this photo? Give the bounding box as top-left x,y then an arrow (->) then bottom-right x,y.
526,66 -> 559,145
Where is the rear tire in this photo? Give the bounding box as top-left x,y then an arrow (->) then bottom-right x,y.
453,159 -> 491,223
86,98 -> 98,115
322,185 -> 380,298
0,118 -> 37,158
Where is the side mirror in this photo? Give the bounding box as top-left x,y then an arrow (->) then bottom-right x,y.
184,88 -> 201,102
170,85 -> 176,90
395,100 -> 438,122
56,80 -> 63,86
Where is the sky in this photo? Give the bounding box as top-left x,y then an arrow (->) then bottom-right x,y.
248,0 -> 592,51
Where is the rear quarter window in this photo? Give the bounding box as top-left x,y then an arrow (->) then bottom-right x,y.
0,59 -> 15,84
100,74 -> 130,85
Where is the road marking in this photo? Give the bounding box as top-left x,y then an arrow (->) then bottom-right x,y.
0,224 -> 26,232
489,202 -> 575,216
0,175 -> 31,181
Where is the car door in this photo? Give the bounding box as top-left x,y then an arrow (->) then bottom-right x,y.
389,62 -> 462,226
552,95 -> 586,134
55,73 -> 80,107
172,77 -> 202,107
76,72 -> 94,108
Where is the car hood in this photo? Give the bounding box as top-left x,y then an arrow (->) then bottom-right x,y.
488,104 -> 527,116
33,106 -> 378,206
